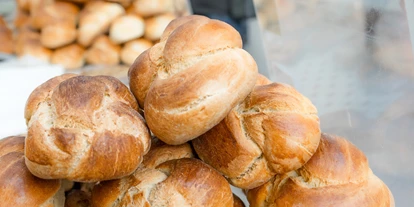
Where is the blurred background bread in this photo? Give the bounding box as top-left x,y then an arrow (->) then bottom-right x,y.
0,16 -> 13,54
109,14 -> 144,44
120,38 -> 153,65
85,35 -> 121,65
50,43 -> 85,70
0,136 -> 65,207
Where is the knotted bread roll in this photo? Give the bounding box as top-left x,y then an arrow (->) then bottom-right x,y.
193,82 -> 321,189
0,136 -> 65,207
129,15 -> 258,145
246,133 -> 395,207
24,74 -> 151,182
92,158 -> 234,207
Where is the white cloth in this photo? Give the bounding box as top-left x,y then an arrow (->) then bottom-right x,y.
0,56 -> 65,139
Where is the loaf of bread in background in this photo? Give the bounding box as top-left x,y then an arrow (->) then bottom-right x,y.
13,9 -> 31,30
144,13 -> 176,41
30,1 -> 79,30
0,17 -> 13,54
109,14 -> 145,44
0,136 -> 65,207
78,1 -> 125,47
129,15 -> 258,145
24,74 -> 151,182
193,82 -> 321,189
246,133 -> 395,207
120,38 -> 153,65
85,35 -> 121,65
41,21 -> 77,49
132,0 -> 174,17
14,29 -> 52,62
51,44 -> 85,70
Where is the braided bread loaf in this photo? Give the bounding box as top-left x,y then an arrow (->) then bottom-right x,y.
193,82 -> 321,189
24,74 -> 151,182
246,133 -> 395,207
128,15 -> 258,145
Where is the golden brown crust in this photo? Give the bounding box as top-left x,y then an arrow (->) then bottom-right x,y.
30,1 -> 79,30
0,17 -> 14,54
193,82 -> 321,189
85,35 -> 121,65
41,21 -> 77,49
129,15 -> 258,145
92,158 -> 234,207
51,44 -> 85,70
120,38 -> 153,66
0,136 -> 63,207
24,75 -> 150,182
246,133 -> 395,207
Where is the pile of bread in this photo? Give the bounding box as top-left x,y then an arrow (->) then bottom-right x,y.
0,0 -> 189,69
0,15 -> 394,206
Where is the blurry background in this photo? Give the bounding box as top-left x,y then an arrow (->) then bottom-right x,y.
1,0 -> 414,206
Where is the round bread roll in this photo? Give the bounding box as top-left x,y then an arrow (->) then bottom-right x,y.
14,30 -> 53,62
51,44 -> 85,70
41,21 -> 77,49
192,82 -> 321,189
24,74 -> 151,182
109,14 -> 145,44
78,1 -> 125,47
85,35 -> 121,65
128,15 -> 259,145
246,133 -> 395,207
144,13 -> 176,41
121,38 -> 153,65
30,1 -> 79,30
0,136 -> 65,206
91,158 -> 234,207
0,17 -> 13,54
132,0 -> 174,17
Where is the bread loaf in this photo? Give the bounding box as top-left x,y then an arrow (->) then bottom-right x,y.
193,82 -> 321,189
51,44 -> 85,70
41,21 -> 77,49
120,38 -> 153,65
14,29 -> 52,62
24,74 -> 151,182
0,17 -> 13,54
92,158 -> 234,207
144,13 -> 176,41
128,15 -> 258,145
246,133 -> 395,207
109,14 -> 145,44
78,1 -> 125,47
85,35 -> 121,65
30,1 -> 79,30
0,136 -> 65,207
132,0 -> 174,17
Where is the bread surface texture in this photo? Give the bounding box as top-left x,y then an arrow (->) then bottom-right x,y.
24,74 -> 151,182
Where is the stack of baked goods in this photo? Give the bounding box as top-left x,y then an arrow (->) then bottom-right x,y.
0,15 -> 394,206
5,0 -> 189,71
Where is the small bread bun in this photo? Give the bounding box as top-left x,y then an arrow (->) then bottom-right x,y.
14,29 -> 52,62
0,136 -> 65,207
129,15 -> 258,145
24,74 -> 151,182
0,17 -> 14,54
85,35 -> 121,65
41,21 -> 77,49
30,1 -> 79,30
109,14 -> 145,44
132,0 -> 174,17
92,158 -> 234,207
245,133 -> 395,207
51,44 -> 85,70
78,1 -> 125,47
193,82 -> 321,189
120,38 -> 153,65
144,13 -> 176,41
